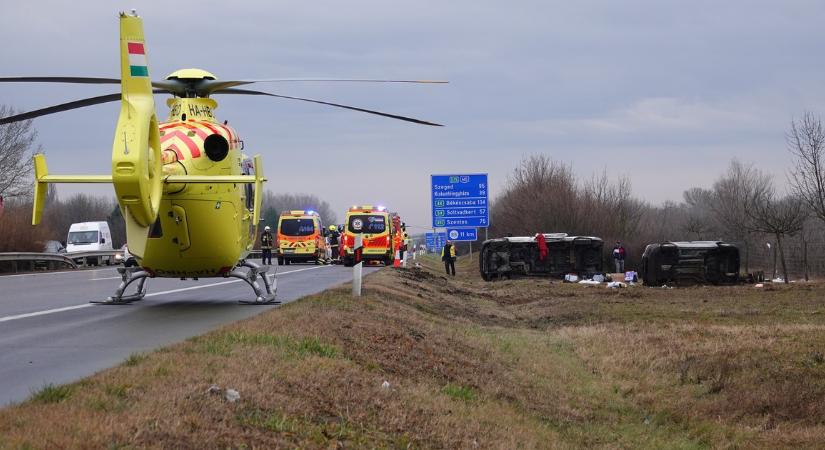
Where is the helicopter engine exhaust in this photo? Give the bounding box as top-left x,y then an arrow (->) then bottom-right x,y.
204,134 -> 229,162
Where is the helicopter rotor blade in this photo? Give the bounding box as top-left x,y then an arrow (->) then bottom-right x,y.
0,76 -> 121,85
0,76 -> 182,93
214,87 -> 444,127
198,78 -> 447,97
0,90 -> 170,125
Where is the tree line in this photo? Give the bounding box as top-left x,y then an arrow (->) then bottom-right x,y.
490,113 -> 825,282
0,188 -> 337,253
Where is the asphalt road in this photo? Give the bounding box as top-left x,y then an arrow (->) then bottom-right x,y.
0,263 -> 378,406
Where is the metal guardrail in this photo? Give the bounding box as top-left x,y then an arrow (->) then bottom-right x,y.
0,252 -> 78,272
65,250 -> 122,262
0,250 -> 123,273
1,249 -> 267,274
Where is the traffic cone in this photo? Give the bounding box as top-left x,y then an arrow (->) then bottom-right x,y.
393,250 -> 401,268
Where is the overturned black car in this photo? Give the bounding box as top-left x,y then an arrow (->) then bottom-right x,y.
640,241 -> 740,286
479,233 -> 604,281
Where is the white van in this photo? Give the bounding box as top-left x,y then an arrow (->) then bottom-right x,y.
66,221 -> 114,265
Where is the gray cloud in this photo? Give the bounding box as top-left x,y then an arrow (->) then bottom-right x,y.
2,0 -> 823,229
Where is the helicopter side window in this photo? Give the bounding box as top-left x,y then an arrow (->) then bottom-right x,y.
242,158 -> 254,211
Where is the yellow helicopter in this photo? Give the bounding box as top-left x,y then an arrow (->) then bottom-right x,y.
0,11 -> 443,304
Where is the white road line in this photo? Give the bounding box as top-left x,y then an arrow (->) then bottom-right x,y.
0,304 -> 95,323
0,268 -> 115,279
90,276 -> 122,281
0,265 -> 330,323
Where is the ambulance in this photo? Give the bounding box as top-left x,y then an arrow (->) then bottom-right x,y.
275,210 -> 327,265
342,205 -> 394,266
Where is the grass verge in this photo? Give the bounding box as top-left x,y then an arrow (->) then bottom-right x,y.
2,254 -> 825,448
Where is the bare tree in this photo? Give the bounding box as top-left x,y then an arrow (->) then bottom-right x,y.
41,193 -> 115,242
490,154 -> 650,265
639,200 -> 686,243
491,155 -> 581,236
261,191 -> 338,229
747,186 -> 808,284
709,159 -> 772,273
787,111 -> 825,225
582,173 -> 645,241
0,105 -> 39,199
681,187 -> 717,240
0,198 -> 54,252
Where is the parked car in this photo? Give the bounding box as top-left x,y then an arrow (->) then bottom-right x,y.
43,240 -> 66,254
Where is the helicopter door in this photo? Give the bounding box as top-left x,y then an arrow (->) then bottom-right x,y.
171,204 -> 191,250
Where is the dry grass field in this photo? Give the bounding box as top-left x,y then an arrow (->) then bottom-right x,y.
2,255 -> 825,449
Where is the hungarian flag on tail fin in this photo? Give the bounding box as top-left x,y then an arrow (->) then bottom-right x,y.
127,42 -> 148,77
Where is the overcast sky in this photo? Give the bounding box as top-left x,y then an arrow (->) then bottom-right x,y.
2,1 -> 824,231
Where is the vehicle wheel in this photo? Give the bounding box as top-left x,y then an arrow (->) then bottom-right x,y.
315,259 -> 320,265
277,257 -> 284,265
343,257 -> 354,267
285,259 -> 291,265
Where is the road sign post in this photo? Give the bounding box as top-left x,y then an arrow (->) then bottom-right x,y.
352,235 -> 363,297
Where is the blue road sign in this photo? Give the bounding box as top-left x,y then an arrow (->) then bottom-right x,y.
425,232 -> 447,251
431,174 -> 489,228
446,228 -> 477,241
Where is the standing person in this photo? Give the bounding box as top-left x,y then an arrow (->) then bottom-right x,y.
328,225 -> 340,264
261,225 -> 274,265
442,239 -> 457,276
612,241 -> 626,273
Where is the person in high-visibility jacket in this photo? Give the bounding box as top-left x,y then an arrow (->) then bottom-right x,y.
441,240 -> 456,276
401,232 -> 410,261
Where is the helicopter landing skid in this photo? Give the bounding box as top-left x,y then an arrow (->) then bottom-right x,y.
93,267 -> 149,304
232,261 -> 279,304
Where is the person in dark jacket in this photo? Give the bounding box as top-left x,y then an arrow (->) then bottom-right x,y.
327,225 -> 340,264
261,226 -> 274,265
612,241 -> 626,273
442,240 -> 457,276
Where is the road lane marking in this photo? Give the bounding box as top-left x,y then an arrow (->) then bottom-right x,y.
0,268 -> 116,279
90,276 -> 123,281
0,265 -> 330,324
0,304 -> 95,323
